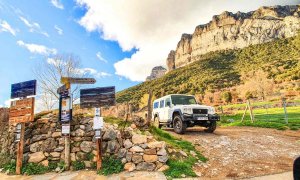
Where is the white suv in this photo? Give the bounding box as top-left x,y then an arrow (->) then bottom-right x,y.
152,94 -> 220,134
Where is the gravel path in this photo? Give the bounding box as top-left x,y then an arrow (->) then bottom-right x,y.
166,126 -> 300,179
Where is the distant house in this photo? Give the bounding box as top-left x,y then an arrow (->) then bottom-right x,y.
146,66 -> 167,81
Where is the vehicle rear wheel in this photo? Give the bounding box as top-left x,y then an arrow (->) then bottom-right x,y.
153,116 -> 162,129
173,115 -> 187,134
205,121 -> 216,133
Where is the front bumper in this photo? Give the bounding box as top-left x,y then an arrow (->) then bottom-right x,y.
182,114 -> 220,121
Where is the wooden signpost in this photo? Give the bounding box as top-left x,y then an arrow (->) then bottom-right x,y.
59,77 -> 96,170
9,80 -> 36,175
80,86 -> 116,170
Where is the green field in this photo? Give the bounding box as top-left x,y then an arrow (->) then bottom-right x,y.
221,106 -> 300,130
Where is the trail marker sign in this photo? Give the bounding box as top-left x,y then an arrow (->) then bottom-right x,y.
80,86 -> 116,108
11,80 -> 36,99
9,97 -> 35,123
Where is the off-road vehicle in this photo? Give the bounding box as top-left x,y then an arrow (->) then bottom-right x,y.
152,94 -> 220,134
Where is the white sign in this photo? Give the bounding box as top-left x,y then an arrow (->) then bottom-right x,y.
93,116 -> 103,130
62,124 -> 70,134
95,108 -> 101,117
15,133 -> 20,142
95,130 -> 101,139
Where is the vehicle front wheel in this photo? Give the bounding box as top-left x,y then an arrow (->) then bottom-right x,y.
205,121 -> 217,133
173,115 -> 187,134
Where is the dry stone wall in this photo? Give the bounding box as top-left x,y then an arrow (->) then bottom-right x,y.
5,113 -> 168,171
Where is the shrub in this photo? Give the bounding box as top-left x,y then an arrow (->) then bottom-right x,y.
72,161 -> 85,171
48,161 -> 58,171
87,152 -> 94,161
57,161 -> 66,172
2,160 -> 16,174
97,156 -> 124,176
21,163 -> 48,175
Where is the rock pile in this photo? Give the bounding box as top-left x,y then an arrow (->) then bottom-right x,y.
6,114 -> 168,171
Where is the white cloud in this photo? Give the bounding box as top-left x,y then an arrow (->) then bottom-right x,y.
96,51 -> 108,63
77,0 -> 299,81
19,16 -> 49,37
77,68 -> 111,79
17,40 -> 57,55
0,19 -> 16,36
54,25 -> 63,35
50,0 -> 64,9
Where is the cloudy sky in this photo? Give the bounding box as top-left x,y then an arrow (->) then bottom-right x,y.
0,0 -> 299,107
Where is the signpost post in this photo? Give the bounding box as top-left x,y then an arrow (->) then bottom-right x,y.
9,80 -> 36,175
80,86 -> 115,170
58,77 -> 96,170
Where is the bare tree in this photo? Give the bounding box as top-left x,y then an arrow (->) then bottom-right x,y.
33,54 -> 86,110
238,70 -> 275,100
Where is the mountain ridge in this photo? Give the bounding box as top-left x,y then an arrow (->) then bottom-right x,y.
166,4 -> 300,71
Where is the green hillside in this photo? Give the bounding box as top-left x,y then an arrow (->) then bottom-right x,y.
117,33 -> 300,106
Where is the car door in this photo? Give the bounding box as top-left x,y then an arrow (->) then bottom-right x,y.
158,99 -> 165,122
161,97 -> 172,122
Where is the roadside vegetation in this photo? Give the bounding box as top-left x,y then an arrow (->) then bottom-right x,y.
220,106 -> 300,130
150,127 -> 207,178
117,33 -> 300,107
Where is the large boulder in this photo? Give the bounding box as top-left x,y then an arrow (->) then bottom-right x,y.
136,162 -> 156,171
106,140 -> 120,153
147,141 -> 165,149
129,146 -> 144,153
123,139 -> 133,149
28,152 -> 45,163
103,129 -> 117,141
132,134 -> 147,144
143,154 -> 158,163
80,141 -> 93,153
132,154 -> 143,164
124,162 -> 136,172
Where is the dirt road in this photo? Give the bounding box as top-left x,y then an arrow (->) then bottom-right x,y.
166,126 -> 300,179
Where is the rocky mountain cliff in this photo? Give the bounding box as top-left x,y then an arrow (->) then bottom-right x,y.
166,5 -> 300,70
146,66 -> 167,81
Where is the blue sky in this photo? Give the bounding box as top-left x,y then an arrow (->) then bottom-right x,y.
0,0 -> 299,108
0,0 -> 138,107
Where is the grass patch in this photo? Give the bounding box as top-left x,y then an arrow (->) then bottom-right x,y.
221,106 -> 300,130
104,116 -> 130,127
97,156 -> 124,176
149,127 -> 207,178
22,163 -> 48,175
150,126 -> 207,162
72,161 -> 85,171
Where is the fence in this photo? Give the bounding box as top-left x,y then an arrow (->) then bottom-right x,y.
217,98 -> 300,128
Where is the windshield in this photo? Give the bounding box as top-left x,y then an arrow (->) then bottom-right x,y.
171,95 -> 197,105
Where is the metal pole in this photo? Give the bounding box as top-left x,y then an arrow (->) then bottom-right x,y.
64,88 -> 72,170
16,122 -> 25,175
95,107 -> 102,170
283,99 -> 288,124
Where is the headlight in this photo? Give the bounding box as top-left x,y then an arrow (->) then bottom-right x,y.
208,107 -> 215,114
183,107 -> 193,114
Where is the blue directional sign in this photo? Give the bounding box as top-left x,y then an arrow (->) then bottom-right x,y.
11,80 -> 37,99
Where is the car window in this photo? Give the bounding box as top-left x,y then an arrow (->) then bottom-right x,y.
165,98 -> 171,107
160,100 -> 164,108
153,102 -> 159,109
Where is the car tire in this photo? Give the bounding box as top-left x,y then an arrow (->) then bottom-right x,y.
153,116 -> 162,129
173,115 -> 187,134
294,156 -> 300,180
205,121 -> 217,133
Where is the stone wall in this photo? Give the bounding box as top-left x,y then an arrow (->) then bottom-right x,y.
5,113 -> 168,171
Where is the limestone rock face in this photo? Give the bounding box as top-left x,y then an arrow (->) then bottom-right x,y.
146,66 -> 167,81
168,5 -> 300,70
